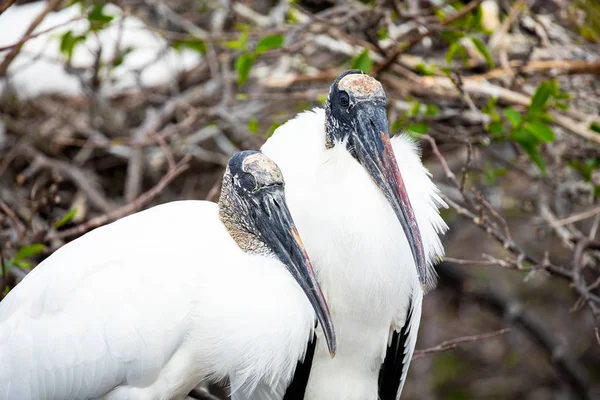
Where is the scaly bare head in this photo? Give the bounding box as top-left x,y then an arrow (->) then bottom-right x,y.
219,150 -> 336,356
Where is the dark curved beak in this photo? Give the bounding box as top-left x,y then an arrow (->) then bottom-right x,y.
350,102 -> 427,288
255,190 -> 336,357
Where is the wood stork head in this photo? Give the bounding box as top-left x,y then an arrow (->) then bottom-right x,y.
219,150 -> 336,356
325,70 -> 428,289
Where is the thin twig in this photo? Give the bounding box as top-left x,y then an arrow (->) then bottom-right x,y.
205,178 -> 222,202
0,198 -> 26,241
0,0 -> 17,15
488,0 -> 526,53
590,214 -> 600,240
443,256 -> 498,266
551,205 -> 600,228
412,328 -> 511,360
475,60 -> 600,80
0,15 -> 85,52
0,0 -> 63,77
423,135 -> 573,280
572,239 -> 600,319
442,193 -> 572,280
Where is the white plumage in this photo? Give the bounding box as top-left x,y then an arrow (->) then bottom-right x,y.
261,103 -> 447,399
0,151 -> 334,400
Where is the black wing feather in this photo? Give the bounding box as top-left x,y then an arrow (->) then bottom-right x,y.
282,332 -> 317,400
378,298 -> 414,400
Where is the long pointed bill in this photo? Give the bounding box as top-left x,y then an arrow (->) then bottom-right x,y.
256,192 -> 337,356
352,104 -> 427,288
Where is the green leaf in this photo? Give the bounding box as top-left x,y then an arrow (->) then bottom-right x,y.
247,118 -> 259,134
59,31 -> 86,62
407,122 -> 429,135
483,166 -> 508,184
267,121 -> 283,138
256,34 -> 285,54
434,8 -> 446,23
534,112 -> 554,124
391,119 -> 403,133
377,26 -> 388,40
235,53 -> 255,85
440,66 -> 452,76
590,122 -> 600,134
226,26 -> 249,50
512,126 -> 539,147
529,81 -> 552,114
520,141 -> 546,175
88,4 -> 113,22
503,108 -> 522,127
425,104 -> 440,117
14,260 -> 33,269
569,158 -> 600,183
286,8 -> 298,23
440,30 -> 464,43
548,77 -> 560,95
554,101 -> 570,111
13,244 -> 46,263
445,42 -> 461,64
113,46 -> 134,67
524,122 -> 555,143
512,127 -> 545,174
456,43 -> 469,65
88,4 -> 113,31
482,96 -> 498,117
409,101 -> 421,117
470,37 -> 494,68
415,63 -> 435,76
443,40 -> 469,66
172,39 -> 207,54
225,40 -> 243,50
484,166 -> 497,184
239,28 -> 249,50
473,4 -> 485,31
579,158 -> 600,181
54,209 -> 77,228
487,121 -> 504,136
350,49 -> 373,74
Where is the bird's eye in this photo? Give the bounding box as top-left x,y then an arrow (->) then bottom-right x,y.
241,173 -> 257,191
339,91 -> 350,107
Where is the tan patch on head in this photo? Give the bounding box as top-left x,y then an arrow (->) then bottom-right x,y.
338,74 -> 384,99
242,153 -> 283,187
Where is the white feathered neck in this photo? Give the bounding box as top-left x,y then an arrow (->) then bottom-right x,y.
263,107 -> 448,291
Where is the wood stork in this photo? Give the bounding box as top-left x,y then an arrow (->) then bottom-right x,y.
259,70 -> 448,399
0,151 -> 336,400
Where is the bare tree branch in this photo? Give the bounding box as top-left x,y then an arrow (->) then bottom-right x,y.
45,156 -> 190,242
